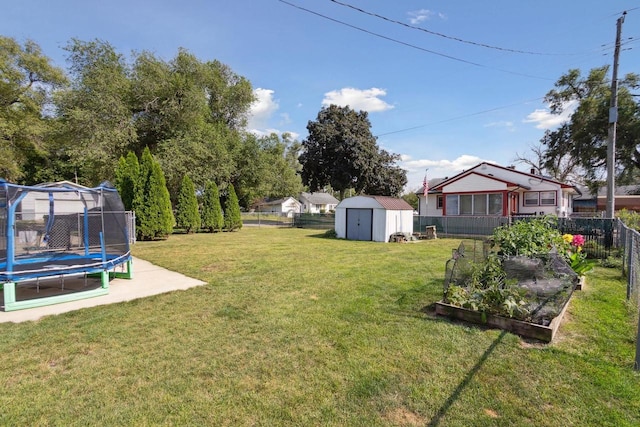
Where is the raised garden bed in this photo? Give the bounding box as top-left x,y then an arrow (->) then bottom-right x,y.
437,273 -> 585,342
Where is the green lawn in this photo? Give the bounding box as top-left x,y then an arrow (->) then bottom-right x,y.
0,228 -> 638,426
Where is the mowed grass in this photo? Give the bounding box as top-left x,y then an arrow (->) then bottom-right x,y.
0,227 -> 639,426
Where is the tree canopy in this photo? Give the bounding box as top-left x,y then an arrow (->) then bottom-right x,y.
0,36 -> 307,212
299,104 -> 407,199
0,36 -> 67,182
540,67 -> 640,189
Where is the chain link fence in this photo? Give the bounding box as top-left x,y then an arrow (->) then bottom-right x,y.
617,219 -> 640,370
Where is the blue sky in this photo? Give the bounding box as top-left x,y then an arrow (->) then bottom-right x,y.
3,1 -> 639,191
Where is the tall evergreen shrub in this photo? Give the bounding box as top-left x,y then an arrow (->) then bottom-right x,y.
201,181 -> 224,232
134,147 -> 175,240
223,184 -> 242,231
175,175 -> 201,233
114,151 -> 139,211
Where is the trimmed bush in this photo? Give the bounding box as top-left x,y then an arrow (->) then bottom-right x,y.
114,151 -> 139,211
175,175 -> 201,233
201,181 -> 224,232
223,184 -> 242,231
134,147 -> 175,240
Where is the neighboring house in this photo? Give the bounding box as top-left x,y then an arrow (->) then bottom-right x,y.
574,185 -> 640,214
415,162 -> 580,217
335,195 -> 414,242
255,197 -> 302,217
299,192 -> 339,213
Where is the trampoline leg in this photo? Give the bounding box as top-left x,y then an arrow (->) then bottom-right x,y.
3,282 -> 16,306
100,270 -> 109,290
36,277 -> 40,293
61,274 -> 64,291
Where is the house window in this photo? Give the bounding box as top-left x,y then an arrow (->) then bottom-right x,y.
540,191 -> 556,206
436,195 -> 444,209
473,194 -> 486,215
524,191 -> 556,206
445,193 -> 503,216
459,195 -> 472,215
488,194 -> 502,215
446,195 -> 459,215
524,192 -> 539,206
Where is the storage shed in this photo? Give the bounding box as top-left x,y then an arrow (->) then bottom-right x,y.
335,196 -> 414,242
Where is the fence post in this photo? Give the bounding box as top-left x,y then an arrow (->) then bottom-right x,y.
636,313 -> 640,370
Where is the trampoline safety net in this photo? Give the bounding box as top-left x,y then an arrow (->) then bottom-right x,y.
0,180 -> 131,282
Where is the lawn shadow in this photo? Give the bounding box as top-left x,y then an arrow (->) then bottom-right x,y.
427,330 -> 508,426
307,232 -> 333,239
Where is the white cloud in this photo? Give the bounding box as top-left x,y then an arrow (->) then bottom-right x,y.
248,88 -> 279,130
400,154 -> 497,191
408,9 -> 435,24
322,87 -> 394,112
249,128 -> 300,140
246,88 -> 299,140
484,120 -> 514,129
523,100 -> 578,130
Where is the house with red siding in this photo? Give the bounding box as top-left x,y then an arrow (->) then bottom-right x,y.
416,162 -> 580,217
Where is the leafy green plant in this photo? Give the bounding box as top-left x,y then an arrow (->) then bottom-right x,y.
323,228 -> 338,238
491,215 -> 564,257
600,255 -> 623,269
617,208 -> 640,231
562,233 -> 596,275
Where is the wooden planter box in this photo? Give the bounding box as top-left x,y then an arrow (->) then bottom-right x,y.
434,277 -> 584,343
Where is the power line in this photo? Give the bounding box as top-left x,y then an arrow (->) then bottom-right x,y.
375,97 -> 545,137
329,0 -> 571,56
278,0 -> 554,81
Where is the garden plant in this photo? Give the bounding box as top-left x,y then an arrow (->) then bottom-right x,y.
444,216 -> 595,324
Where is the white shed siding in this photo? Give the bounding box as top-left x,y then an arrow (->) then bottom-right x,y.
372,208 -> 386,242
335,196 -> 413,242
382,209 -> 413,239
335,208 -> 347,238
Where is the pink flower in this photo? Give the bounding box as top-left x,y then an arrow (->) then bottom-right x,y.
572,234 -> 585,247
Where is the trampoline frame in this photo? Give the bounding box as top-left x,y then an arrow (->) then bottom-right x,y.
0,180 -> 133,312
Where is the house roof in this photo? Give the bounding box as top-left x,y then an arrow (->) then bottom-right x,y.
413,178 -> 448,196
575,185 -> 640,200
424,162 -> 578,194
260,197 -> 299,206
38,180 -> 91,190
300,192 -> 339,204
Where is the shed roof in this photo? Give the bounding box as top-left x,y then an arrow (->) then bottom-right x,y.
369,196 -> 414,210
337,195 -> 413,210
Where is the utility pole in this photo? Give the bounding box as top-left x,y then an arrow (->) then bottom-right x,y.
605,11 -> 626,219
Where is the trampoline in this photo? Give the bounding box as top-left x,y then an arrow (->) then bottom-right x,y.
0,180 -> 133,311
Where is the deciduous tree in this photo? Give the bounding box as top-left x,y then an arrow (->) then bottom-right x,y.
540,67 -> 640,189
56,39 -> 136,184
0,36 -> 67,182
300,105 -> 407,199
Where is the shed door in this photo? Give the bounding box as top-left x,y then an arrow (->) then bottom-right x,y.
346,208 -> 373,241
